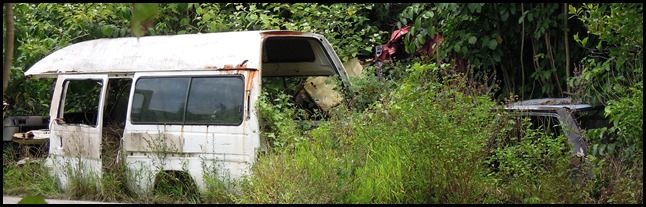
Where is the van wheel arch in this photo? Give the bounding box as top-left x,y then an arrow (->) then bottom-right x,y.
153,170 -> 200,197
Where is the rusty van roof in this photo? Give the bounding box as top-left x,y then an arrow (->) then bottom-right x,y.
24,30 -> 321,78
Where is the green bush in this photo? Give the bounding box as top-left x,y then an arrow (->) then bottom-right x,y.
239,63 -> 502,203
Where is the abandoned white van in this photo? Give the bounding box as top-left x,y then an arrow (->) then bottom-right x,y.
20,30 -> 350,193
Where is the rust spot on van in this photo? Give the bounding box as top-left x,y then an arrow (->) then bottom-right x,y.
261,31 -> 304,37
245,70 -> 257,92
218,60 -> 250,70
204,65 -> 219,69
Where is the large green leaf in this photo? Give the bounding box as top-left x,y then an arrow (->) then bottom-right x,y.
131,3 -> 159,38
487,39 -> 498,50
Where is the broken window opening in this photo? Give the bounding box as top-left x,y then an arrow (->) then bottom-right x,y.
262,76 -> 327,121
59,79 -> 103,126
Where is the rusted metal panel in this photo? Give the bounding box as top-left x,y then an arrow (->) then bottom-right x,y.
260,30 -> 305,37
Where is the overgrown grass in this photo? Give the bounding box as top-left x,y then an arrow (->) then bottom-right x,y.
236,63 -> 498,203
3,146 -> 60,198
3,62 -> 642,203
235,62 -> 642,204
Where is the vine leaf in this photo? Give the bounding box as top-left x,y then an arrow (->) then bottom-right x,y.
468,36 -> 477,44
487,39 -> 498,50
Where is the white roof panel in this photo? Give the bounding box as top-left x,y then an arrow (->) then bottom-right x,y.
504,97 -> 595,111
25,30 -> 318,78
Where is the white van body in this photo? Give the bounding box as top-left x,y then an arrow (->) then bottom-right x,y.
23,30 -> 350,193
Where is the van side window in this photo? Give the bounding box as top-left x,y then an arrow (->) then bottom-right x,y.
131,77 -> 189,123
186,77 -> 244,124
59,79 -> 102,126
131,76 -> 244,125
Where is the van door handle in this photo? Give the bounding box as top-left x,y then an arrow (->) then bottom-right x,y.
54,118 -> 66,124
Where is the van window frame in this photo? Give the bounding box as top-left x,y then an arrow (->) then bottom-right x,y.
57,78 -> 104,127
130,74 -> 245,126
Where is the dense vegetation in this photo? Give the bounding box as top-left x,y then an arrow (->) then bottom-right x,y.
3,3 -> 643,204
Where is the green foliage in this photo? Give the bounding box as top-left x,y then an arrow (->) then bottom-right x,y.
238,63 -> 502,203
398,3 -> 508,69
342,65 -> 397,112
582,155 -> 644,204
571,3 -> 642,60
201,169 -> 236,204
257,91 -> 307,152
234,140 -> 348,203
486,120 -> 580,203
491,125 -> 569,179
4,3 -> 133,116
395,3 -> 590,99
569,3 -> 643,162
131,3 -> 159,37
598,82 -> 643,162
170,3 -> 390,62
569,3 -> 643,104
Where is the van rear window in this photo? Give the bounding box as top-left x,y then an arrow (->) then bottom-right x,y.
131,76 -> 244,125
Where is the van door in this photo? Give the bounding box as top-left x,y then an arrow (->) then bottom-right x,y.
47,74 -> 108,189
122,72 -> 258,193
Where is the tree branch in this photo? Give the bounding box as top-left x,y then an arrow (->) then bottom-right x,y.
564,3 -> 571,94
521,3 -> 526,100
3,3 -> 15,94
